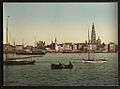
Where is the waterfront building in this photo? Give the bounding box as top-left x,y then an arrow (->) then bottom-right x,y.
103,44 -> 108,52
36,41 -> 45,49
96,42 -> 104,52
63,43 -> 73,51
77,43 -> 84,50
3,44 -> 14,52
15,45 -> 24,51
108,42 -> 117,52
83,45 -> 89,52
45,47 -> 51,52
91,23 -> 96,44
97,36 -> 101,46
97,43 -> 108,52
34,41 -> 37,47
24,45 -> 33,53
73,43 -> 78,51
58,44 -> 64,52
46,42 -> 54,50
99,47 -> 104,52
45,44 -> 55,52
32,47 -> 43,52
89,44 -> 97,52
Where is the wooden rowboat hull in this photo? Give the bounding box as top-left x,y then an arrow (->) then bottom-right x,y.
3,60 -> 36,65
51,64 -> 73,69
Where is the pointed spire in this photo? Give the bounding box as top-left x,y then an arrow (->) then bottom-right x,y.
92,22 -> 95,29
55,37 -> 57,43
91,22 -> 96,44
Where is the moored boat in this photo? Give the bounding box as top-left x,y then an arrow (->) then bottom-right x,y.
4,60 -> 35,65
4,16 -> 36,65
82,58 -> 107,63
82,29 -> 107,64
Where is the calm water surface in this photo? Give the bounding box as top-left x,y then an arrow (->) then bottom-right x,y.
3,53 -> 118,86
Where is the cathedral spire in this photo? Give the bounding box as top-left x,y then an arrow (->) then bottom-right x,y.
92,22 -> 95,30
91,22 -> 96,44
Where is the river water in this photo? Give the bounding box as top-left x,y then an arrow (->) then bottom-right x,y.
3,53 -> 118,86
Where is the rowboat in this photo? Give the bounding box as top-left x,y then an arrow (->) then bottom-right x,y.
51,61 -> 73,69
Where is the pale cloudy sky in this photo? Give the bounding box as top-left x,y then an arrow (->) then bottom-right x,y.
3,3 -> 118,45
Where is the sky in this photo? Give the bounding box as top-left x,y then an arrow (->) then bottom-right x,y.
3,3 -> 118,46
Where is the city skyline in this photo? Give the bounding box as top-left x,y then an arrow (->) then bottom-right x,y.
3,3 -> 118,45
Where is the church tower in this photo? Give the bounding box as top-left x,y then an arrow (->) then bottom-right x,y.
97,36 -> 101,46
54,37 -> 58,51
91,23 -> 96,44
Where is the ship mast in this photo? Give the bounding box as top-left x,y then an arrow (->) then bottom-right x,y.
6,16 -> 10,60
88,29 -> 90,60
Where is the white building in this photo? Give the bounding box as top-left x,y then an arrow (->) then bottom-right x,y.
77,43 -> 83,50
58,45 -> 64,52
24,45 -> 33,53
3,44 -> 14,52
103,44 -> 108,52
63,43 -> 73,51
108,42 -> 117,52
89,44 -> 97,51
73,43 -> 77,50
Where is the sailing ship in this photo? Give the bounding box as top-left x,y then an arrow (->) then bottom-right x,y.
3,16 -> 36,65
82,29 -> 107,63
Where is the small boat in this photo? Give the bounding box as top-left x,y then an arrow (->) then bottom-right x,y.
51,61 -> 73,69
7,56 -> 33,60
4,60 -> 35,65
4,16 -> 36,65
82,58 -> 107,64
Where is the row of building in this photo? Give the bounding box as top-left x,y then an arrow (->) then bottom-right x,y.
46,39 -> 117,53
3,23 -> 118,53
46,23 -> 118,53
3,40 -> 118,53
3,41 -> 45,53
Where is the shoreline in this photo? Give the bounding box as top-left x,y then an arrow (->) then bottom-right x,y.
3,52 -> 118,54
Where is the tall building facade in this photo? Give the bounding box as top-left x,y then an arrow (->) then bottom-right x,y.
91,23 -> 96,44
